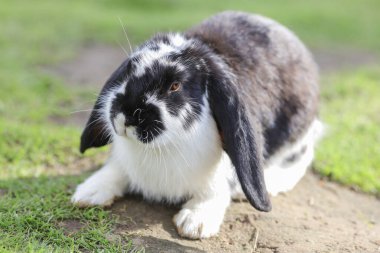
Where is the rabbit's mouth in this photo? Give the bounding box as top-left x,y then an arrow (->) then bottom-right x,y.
111,111 -> 165,144
136,125 -> 165,144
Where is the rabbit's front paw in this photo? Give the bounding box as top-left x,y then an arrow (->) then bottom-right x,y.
71,170 -> 125,207
173,207 -> 223,239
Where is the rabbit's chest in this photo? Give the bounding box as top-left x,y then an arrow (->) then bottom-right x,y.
124,143 -> 223,202
113,108 -> 224,202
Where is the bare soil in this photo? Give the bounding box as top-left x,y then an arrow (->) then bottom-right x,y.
0,189 -> 8,197
57,219 -> 86,236
111,172 -> 380,253
51,45 -> 380,253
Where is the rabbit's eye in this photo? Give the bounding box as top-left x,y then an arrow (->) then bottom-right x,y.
169,82 -> 181,92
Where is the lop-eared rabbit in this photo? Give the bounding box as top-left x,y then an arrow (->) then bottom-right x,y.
72,11 -> 322,239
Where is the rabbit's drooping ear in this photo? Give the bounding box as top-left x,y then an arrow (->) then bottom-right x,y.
80,59 -> 131,153
207,75 -> 271,212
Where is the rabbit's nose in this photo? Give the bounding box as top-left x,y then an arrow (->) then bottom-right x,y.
124,115 -> 136,126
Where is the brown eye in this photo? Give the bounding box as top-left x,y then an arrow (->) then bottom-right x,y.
170,82 -> 181,92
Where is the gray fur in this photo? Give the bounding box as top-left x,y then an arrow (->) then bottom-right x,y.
186,11 -> 319,159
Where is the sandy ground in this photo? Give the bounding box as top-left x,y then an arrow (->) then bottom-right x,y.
49,45 -> 380,252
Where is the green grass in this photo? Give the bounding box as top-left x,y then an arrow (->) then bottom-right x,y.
0,175 -> 142,252
315,68 -> 380,195
0,0 -> 379,251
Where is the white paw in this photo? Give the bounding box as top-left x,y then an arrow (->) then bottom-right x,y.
173,208 -> 223,239
71,177 -> 123,207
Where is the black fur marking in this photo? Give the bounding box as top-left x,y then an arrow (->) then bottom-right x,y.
264,96 -> 301,158
110,91 -> 166,143
80,59 -> 131,153
166,44 -> 208,129
208,82 -> 271,211
205,52 -> 271,212
109,69 -> 168,143
125,59 -> 135,75
135,104 -> 165,143
282,145 -> 307,166
158,34 -> 171,45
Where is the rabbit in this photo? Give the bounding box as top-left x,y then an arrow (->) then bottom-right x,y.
71,11 -> 323,239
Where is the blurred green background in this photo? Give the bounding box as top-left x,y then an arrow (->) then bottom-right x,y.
0,0 -> 379,252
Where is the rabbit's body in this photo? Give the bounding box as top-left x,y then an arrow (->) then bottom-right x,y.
72,11 -> 321,239
188,13 -> 319,157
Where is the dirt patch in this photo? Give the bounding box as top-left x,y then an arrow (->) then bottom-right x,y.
109,172 -> 380,253
313,48 -> 379,73
48,154 -> 107,177
45,44 -> 127,89
43,45 -> 127,128
57,219 -> 85,236
48,113 -> 88,129
0,189 -> 8,197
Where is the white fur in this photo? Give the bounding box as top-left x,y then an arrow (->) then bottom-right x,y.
116,82 -> 127,95
113,113 -> 126,136
71,159 -> 128,206
173,177 -> 230,239
263,119 -> 324,196
132,34 -> 189,77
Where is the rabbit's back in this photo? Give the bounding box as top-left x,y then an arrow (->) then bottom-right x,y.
187,11 -> 319,158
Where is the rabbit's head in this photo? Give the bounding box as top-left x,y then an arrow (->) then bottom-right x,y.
81,34 -> 214,148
